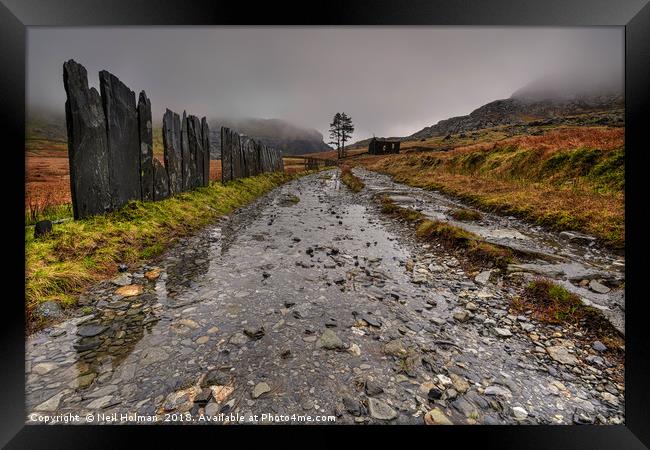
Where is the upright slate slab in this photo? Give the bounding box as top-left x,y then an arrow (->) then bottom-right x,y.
240,137 -> 251,177
201,118 -> 210,186
99,70 -> 141,208
220,127 -> 233,183
233,132 -> 244,179
278,149 -> 284,172
152,158 -> 169,201
162,109 -> 183,195
137,91 -> 154,202
181,111 -> 191,191
188,115 -> 202,188
63,60 -> 112,219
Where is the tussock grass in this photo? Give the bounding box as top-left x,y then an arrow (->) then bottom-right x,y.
514,279 -> 622,343
449,208 -> 482,222
379,196 -> 512,268
25,172 -> 297,322
340,166 -> 365,192
358,126 -> 624,247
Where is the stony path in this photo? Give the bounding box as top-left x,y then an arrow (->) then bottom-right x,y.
25,169 -> 624,425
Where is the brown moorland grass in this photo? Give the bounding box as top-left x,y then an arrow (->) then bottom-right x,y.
357,126 -> 624,247
25,145 -> 305,222
449,208 -> 483,221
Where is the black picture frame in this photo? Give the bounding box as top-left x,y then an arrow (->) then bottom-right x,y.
2,0 -> 649,448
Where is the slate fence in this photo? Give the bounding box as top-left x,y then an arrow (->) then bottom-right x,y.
220,127 -> 284,183
304,158 -> 337,170
63,59 -> 210,220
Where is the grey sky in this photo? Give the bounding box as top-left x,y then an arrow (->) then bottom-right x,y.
27,26 -> 623,141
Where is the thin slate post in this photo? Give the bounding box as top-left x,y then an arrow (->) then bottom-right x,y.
201,117 -> 210,186
188,115 -> 203,188
221,126 -> 233,183
163,109 -> 183,195
62,59 -> 112,219
181,111 -> 191,191
152,158 -> 169,201
137,91 -> 154,202
99,70 -> 142,208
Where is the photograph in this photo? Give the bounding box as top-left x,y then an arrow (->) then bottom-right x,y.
2,0 -> 649,446
23,25 -> 626,426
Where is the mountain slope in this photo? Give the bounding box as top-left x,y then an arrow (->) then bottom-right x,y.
409,94 -> 623,140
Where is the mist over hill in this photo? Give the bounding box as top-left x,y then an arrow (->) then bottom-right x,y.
208,118 -> 331,158
406,77 -> 623,141
26,108 -> 332,158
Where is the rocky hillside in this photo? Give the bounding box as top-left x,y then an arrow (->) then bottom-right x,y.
208,118 -> 331,158
409,94 -> 623,140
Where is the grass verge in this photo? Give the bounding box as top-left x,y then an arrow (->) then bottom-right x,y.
378,195 -> 512,268
26,172 -> 299,324
340,166 -> 365,192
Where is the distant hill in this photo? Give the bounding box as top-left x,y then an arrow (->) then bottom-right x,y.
407,77 -> 623,140
208,118 -> 331,158
408,94 -> 623,141
26,110 -> 331,159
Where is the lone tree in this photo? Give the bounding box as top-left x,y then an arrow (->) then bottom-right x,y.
328,112 -> 342,158
328,112 -> 355,159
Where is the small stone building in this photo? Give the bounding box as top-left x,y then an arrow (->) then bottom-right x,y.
368,138 -> 400,155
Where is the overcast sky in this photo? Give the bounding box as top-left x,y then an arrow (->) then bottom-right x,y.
27,26 -> 623,141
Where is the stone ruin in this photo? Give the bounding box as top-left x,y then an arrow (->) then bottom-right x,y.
63,59 -> 211,219
368,137 -> 400,155
220,127 -> 284,183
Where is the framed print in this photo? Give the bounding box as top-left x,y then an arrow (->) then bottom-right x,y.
2,0 -> 649,448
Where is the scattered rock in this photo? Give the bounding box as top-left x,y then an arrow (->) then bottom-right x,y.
318,329 -> 344,349
588,280 -> 610,294
424,408 -> 453,425
428,388 -> 443,400
365,380 -> 384,396
348,343 -> 361,356
592,341 -> 607,352
368,398 -> 397,420
484,385 -> 512,397
34,220 -> 53,239
453,310 -> 470,322
35,389 -> 71,411
512,406 -> 528,420
383,339 -> 407,357
547,345 -> 578,365
211,385 -> 234,403
493,327 -> 512,337
144,269 -> 161,281
252,382 -> 271,399
36,301 -> 64,320
475,270 -> 492,284
601,392 -> 619,406
195,336 -> 209,345
112,273 -> 132,286
450,373 -> 469,393
77,324 -> 108,338
32,362 -> 57,375
115,284 -> 143,297
243,326 -> 265,340
87,395 -> 114,409
343,397 -> 364,416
